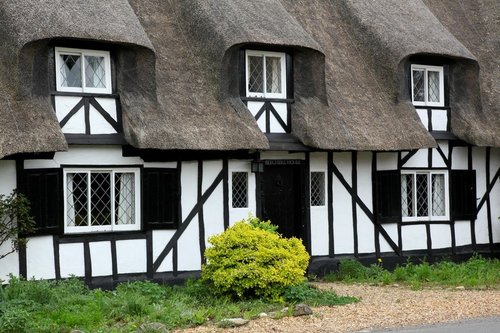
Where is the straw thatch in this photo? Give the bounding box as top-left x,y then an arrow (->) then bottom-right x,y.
0,0 -> 499,158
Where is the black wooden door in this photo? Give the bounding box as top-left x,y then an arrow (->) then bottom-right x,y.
261,163 -> 304,240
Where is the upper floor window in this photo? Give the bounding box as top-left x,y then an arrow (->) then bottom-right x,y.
246,50 -> 286,99
411,64 -> 444,107
55,47 -> 112,94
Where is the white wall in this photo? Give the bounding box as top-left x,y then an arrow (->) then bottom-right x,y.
332,152 -> 354,254
228,160 -> 256,225
310,153 -> 329,256
357,152 -> 375,254
0,161 -> 18,281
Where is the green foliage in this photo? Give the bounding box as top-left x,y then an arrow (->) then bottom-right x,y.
283,283 -> 357,306
0,191 -> 36,260
246,214 -> 278,234
201,217 -> 310,300
324,254 -> 500,288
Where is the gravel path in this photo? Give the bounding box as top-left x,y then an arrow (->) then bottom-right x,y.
176,283 -> 500,333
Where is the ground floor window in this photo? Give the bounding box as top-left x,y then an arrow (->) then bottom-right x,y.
310,171 -> 325,207
401,171 -> 449,221
64,168 -> 140,233
231,172 -> 248,208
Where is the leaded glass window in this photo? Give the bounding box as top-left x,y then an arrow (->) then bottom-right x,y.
246,50 -> 286,98
65,168 -> 139,233
411,65 -> 444,107
401,171 -> 448,221
232,172 -> 248,208
310,172 -> 325,207
56,48 -> 111,94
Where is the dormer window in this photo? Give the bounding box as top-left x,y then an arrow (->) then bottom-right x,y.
55,47 -> 112,94
411,64 -> 444,107
246,50 -> 286,99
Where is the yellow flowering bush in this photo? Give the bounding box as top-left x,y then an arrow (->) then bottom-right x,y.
201,217 -> 309,300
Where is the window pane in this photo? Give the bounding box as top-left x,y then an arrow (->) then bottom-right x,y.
232,172 -> 248,208
432,174 -> 445,216
428,71 -> 440,103
416,174 -> 429,217
67,173 -> 88,227
85,56 -> 106,89
311,172 -> 325,206
412,69 -> 425,102
115,173 -> 135,225
248,56 -> 264,93
266,56 -> 282,94
60,54 -> 82,88
401,174 -> 414,217
90,173 -> 111,226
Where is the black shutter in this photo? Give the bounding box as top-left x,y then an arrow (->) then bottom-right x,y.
22,169 -> 62,235
451,170 -> 476,220
374,170 -> 402,224
143,168 -> 179,229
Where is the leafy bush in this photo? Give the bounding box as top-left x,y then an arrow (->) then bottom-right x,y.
201,217 -> 310,300
0,191 -> 36,260
283,283 -> 357,306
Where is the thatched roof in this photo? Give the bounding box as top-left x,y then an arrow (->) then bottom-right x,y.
1,0 -> 498,158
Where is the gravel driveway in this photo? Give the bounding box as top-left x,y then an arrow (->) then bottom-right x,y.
176,283 -> 500,333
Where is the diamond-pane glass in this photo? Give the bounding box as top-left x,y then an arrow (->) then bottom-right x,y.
60,54 -> 82,87
432,174 -> 445,216
67,173 -> 88,226
115,173 -> 135,225
311,172 -> 325,206
266,56 -> 282,94
416,174 -> 429,217
401,174 -> 414,217
232,172 -> 248,208
90,173 -> 111,226
248,56 -> 264,93
428,71 -> 440,103
412,69 -> 425,102
85,56 -> 106,88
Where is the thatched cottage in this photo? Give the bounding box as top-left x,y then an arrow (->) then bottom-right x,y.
0,0 -> 498,286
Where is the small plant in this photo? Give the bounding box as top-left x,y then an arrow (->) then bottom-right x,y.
0,191 -> 36,260
202,216 -> 310,300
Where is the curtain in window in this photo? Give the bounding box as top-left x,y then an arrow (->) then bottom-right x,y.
266,56 -> 282,94
115,173 -> 135,225
66,173 -> 76,226
432,174 -> 445,216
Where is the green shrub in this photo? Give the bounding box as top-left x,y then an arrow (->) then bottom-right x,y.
201,217 -> 309,300
336,259 -> 367,280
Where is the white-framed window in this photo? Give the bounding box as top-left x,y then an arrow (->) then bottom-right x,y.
246,50 -> 286,99
55,47 -> 112,94
231,171 -> 248,208
411,64 -> 444,107
64,168 -> 140,233
310,171 -> 326,207
401,170 -> 449,221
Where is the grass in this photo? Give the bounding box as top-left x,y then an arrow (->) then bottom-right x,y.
323,254 -> 500,289
0,278 -> 356,333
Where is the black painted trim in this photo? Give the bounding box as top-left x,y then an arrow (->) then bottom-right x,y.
58,232 -> 147,243
89,97 -> 121,133
435,144 -> 449,168
426,223 -> 432,256
468,145 -> 476,250
59,98 -> 85,128
111,238 -> 118,281
428,148 -> 432,168
222,159 -> 229,230
197,161 -> 206,265
352,152 -> 358,257
372,153 -> 381,257
146,230 -> 153,279
64,134 -> 126,145
241,97 -> 295,103
84,241 -> 92,286
52,91 -> 120,98
476,166 -> 500,214
327,151 -> 334,257
84,97 -> 91,135
400,150 -> 418,167
53,236 -> 61,280
304,153 -> 311,254
485,147 -> 493,253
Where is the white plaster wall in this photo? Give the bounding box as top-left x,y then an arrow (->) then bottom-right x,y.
116,239 -> 147,274
491,149 -> 500,243
377,153 -> 398,170
89,241 -> 113,277
401,225 -> 427,251
0,161 -> 19,281
59,243 -> 85,278
260,151 -> 305,160
310,153 -> 329,256
177,214 -> 201,271
416,109 -> 428,130
89,104 -> 116,134
472,147 -> 489,245
432,148 -> 447,168
153,230 -> 175,272
143,162 -> 177,168
402,149 -> 428,168
202,160 -> 225,246
452,147 -> 468,170
26,236 -> 55,279
332,152 -> 354,254
357,152 -> 375,254
269,102 -> 287,133
430,225 -> 452,249
454,221 -> 471,246
24,146 -> 144,169
228,160 -> 256,225
432,109 -> 448,131
379,223 -> 399,253
247,101 -> 265,132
